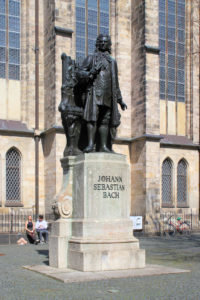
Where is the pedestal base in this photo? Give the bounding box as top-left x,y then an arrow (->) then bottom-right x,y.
49,219 -> 71,268
49,153 -> 145,271
68,237 -> 145,271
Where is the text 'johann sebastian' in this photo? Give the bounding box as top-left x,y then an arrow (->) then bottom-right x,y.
93,176 -> 125,199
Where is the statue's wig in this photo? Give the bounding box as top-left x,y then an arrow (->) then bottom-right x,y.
95,34 -> 112,53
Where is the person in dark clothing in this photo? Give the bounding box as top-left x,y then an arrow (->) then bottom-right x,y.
25,215 -> 37,244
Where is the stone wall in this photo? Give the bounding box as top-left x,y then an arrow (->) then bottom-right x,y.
44,0 -> 56,129
145,0 -> 160,136
54,0 -> 74,126
130,0 -> 146,216
114,0 -> 132,137
131,0 -> 145,137
130,0 -> 161,221
0,136 -> 36,211
42,131 -> 57,215
42,0 -> 74,214
130,140 -> 146,216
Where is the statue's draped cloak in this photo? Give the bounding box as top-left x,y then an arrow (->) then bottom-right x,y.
80,51 -> 122,127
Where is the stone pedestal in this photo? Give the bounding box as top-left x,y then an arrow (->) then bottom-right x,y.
68,153 -> 145,271
49,153 -> 145,271
49,219 -> 71,268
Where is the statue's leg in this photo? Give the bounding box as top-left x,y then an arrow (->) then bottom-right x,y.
99,125 -> 112,152
98,107 -> 112,153
63,114 -> 82,156
73,119 -> 82,155
109,127 -> 117,152
83,122 -> 96,153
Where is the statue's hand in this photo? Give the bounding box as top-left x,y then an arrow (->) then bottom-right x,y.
89,61 -> 103,79
120,101 -> 127,111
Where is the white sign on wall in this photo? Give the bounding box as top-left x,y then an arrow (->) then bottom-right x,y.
130,216 -> 143,230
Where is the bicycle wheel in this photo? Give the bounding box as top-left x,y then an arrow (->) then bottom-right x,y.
164,224 -> 176,237
180,222 -> 190,235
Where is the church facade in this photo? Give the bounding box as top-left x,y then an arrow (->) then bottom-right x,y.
0,0 -> 199,232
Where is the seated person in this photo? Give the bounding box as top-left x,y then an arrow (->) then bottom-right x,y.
25,215 -> 37,244
17,237 -> 27,245
35,215 -> 48,243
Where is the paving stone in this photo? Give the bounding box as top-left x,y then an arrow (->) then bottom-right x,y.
0,235 -> 200,300
24,263 -> 190,283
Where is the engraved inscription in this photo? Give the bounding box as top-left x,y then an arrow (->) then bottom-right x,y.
93,175 -> 125,199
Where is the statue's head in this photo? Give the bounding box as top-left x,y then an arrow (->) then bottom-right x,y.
95,34 -> 111,53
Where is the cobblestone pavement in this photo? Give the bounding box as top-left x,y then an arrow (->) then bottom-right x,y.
0,234 -> 200,300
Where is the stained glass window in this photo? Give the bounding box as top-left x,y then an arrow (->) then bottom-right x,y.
0,0 -> 20,80
159,0 -> 185,102
177,159 -> 187,206
76,0 -> 110,64
162,158 -> 173,206
0,0 -> 6,78
6,148 -> 21,203
88,0 -> 97,55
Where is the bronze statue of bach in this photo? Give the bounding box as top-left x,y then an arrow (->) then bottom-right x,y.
79,34 -> 127,153
59,34 -> 127,155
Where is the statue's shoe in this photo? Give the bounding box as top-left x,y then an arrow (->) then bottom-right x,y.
73,148 -> 83,155
83,145 -> 95,153
64,147 -> 82,156
99,146 -> 112,153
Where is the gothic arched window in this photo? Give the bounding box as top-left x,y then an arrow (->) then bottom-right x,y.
6,147 -> 21,204
177,159 -> 188,206
162,158 -> 173,206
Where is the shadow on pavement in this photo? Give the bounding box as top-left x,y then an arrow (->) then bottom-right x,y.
36,249 -> 49,265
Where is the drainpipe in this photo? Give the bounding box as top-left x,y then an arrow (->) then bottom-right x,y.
35,0 -> 39,219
